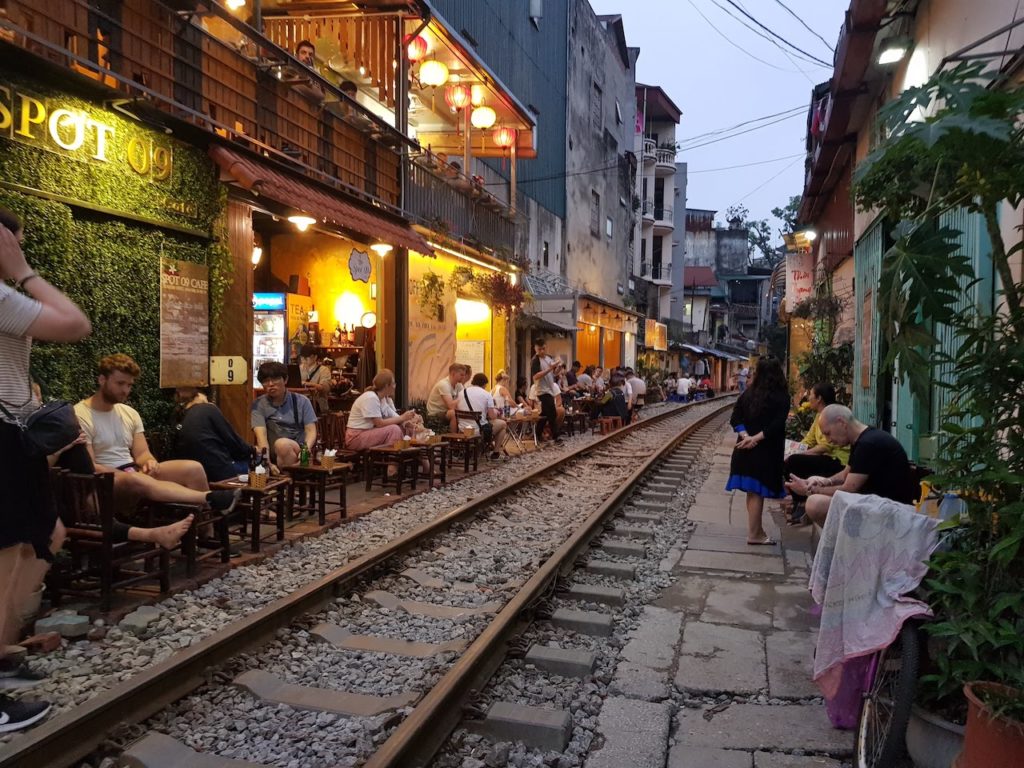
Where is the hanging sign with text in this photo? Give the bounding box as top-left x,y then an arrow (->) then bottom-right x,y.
160,257 -> 209,387
785,251 -> 815,312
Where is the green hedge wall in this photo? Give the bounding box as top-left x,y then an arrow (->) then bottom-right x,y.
0,191 -> 213,432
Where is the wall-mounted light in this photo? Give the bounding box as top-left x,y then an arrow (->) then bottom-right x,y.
471,105 -> 497,129
370,283 -> 378,300
878,35 -> 911,66
370,242 -> 393,257
288,214 -> 316,232
589,324 -> 597,332
803,229 -> 818,241
225,0 -> 246,9
251,246 -> 263,266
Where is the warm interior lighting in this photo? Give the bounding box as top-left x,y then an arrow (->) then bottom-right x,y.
878,36 -> 911,65
445,83 -> 471,111
225,0 -> 246,9
251,246 -> 263,266
589,325 -> 597,332
471,84 -> 486,107
492,126 -> 517,148
361,311 -> 377,329
455,298 -> 491,325
370,242 -> 393,257
334,292 -> 364,328
288,215 -> 316,232
419,59 -> 449,87
804,229 -> 818,241
370,283 -> 378,300
471,105 -> 497,129
406,35 -> 428,62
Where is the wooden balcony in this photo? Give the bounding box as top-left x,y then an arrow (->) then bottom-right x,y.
0,0 -> 404,211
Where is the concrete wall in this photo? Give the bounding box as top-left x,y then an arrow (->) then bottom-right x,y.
563,0 -> 636,305
526,199 -> 565,276
716,227 -> 748,275
684,209 -> 716,268
670,162 -> 688,323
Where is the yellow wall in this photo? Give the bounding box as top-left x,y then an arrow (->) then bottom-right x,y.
407,251 -> 508,401
603,329 -> 622,369
576,323 -> 600,367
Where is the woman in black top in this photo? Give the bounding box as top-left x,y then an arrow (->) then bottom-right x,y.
725,357 -> 790,545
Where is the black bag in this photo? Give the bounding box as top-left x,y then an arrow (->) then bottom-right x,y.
462,389 -> 494,442
0,399 -> 81,457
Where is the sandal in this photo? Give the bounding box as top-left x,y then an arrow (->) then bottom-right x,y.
746,537 -> 777,546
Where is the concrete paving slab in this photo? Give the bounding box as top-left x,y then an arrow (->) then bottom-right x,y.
668,745 -> 752,768
234,670 -> 418,716
122,732 -> 271,768
585,697 -> 672,768
311,623 -> 468,657
678,550 -> 785,576
753,751 -> 844,768
599,540 -> 647,558
609,661 -> 671,701
399,568 -> 445,588
675,703 -> 853,754
585,560 -> 636,580
688,534 -> 782,555
566,583 -> 626,606
620,606 -> 683,669
766,631 -> 819,699
770,585 -> 820,632
675,622 -> 766,694
550,608 -> 614,636
653,575 -> 716,617
474,701 -> 572,751
659,547 -> 683,572
692,522 -> 750,538
365,590 -> 501,619
525,644 -> 597,678
700,580 -> 774,629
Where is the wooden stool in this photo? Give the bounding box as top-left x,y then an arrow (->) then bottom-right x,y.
564,411 -> 588,436
442,433 -> 482,472
594,416 -> 623,435
280,462 -> 352,526
415,443 -> 449,486
365,446 -> 421,493
210,476 -> 292,554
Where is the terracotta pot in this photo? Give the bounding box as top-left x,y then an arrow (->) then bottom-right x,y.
957,682 -> 1024,768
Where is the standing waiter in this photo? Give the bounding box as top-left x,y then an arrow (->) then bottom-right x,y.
530,339 -> 562,445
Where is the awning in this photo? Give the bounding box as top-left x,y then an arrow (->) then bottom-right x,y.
518,313 -> 578,334
209,145 -> 431,254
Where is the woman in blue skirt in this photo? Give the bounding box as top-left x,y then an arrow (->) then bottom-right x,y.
725,357 -> 790,545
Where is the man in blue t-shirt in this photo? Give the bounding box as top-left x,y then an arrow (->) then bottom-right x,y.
786,404 -> 917,525
252,362 -> 318,472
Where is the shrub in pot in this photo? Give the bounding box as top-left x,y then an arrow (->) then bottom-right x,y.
958,682 -> 1024,768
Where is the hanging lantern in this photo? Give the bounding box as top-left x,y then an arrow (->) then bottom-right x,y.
405,34 -> 428,62
419,59 -> 449,87
492,126 -> 517,149
470,105 -> 496,129
470,83 -> 486,106
444,83 -> 471,111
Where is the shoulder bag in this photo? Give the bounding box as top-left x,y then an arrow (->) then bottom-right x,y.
462,390 -> 494,442
0,397 -> 81,458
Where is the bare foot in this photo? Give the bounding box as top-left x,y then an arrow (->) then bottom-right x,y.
152,514 -> 195,550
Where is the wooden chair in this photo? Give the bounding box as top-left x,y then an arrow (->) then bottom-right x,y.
317,411 -> 364,474
454,409 -> 493,453
48,470 -> 171,612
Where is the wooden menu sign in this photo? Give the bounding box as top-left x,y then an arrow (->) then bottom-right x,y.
159,257 -> 209,387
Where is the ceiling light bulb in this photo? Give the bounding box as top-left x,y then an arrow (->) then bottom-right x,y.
251,246 -> 263,265
226,0 -> 245,8
288,215 -> 316,232
370,242 -> 393,256
804,229 -> 818,241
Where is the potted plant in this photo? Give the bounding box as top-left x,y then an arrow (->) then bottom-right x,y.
959,683 -> 1024,768
414,270 -> 446,321
853,60 -> 1024,768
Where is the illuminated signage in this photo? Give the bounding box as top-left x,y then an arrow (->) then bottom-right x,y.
253,293 -> 286,311
0,85 -> 173,180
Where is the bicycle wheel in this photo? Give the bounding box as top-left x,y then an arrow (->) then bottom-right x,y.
854,621 -> 920,768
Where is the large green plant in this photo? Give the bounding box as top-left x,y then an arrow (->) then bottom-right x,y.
853,61 -> 1024,716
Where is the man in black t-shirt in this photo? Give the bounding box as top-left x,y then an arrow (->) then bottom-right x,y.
785,404 -> 917,525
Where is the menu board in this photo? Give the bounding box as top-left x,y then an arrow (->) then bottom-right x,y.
456,340 -> 486,378
159,257 -> 209,387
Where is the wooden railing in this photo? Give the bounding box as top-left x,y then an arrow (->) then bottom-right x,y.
0,0 -> 403,210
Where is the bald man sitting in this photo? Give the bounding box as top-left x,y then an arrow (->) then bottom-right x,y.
784,404 -> 918,525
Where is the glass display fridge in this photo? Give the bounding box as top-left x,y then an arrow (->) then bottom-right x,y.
252,293 -> 313,389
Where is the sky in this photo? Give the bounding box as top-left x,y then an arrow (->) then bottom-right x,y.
589,0 -> 850,238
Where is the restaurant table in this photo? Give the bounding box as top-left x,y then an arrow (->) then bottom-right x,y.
365,446 -> 422,493
412,441 -> 449,486
210,475 -> 292,553
563,410 -> 589,437
441,433 -> 482,472
279,461 -> 353,525
503,415 -> 539,454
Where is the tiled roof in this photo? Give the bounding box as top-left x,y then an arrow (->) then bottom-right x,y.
683,266 -> 719,288
209,145 -> 431,255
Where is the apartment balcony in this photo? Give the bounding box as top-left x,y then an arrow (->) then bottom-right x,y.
0,0 -> 405,210
641,199 -> 655,225
653,205 -> 674,235
642,138 -> 657,165
655,147 -> 676,175
405,156 -> 518,256
639,261 -> 673,287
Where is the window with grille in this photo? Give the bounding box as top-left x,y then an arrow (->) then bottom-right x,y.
591,83 -> 602,134
590,191 -> 601,236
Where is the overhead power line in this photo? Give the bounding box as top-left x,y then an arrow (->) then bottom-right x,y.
707,0 -> 828,70
688,152 -> 804,174
718,0 -> 833,66
728,156 -> 804,207
684,0 -> 805,73
771,0 -> 836,53
678,105 -> 804,145
679,111 -> 804,152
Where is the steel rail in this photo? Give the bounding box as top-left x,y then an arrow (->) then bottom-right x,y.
363,403 -> 733,768
0,396 -> 733,768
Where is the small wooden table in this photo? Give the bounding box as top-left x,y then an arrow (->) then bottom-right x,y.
412,441 -> 449,486
365,446 -> 422,493
563,410 -> 589,437
210,475 -> 292,553
280,461 -> 353,525
441,433 -> 482,472
504,415 -> 539,453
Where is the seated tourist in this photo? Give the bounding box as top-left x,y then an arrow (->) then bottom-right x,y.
491,370 -> 514,413
73,354 -> 240,513
458,373 -> 506,459
592,366 -> 606,395
785,404 -> 917,526
676,373 -> 694,402
576,365 -> 594,394
173,388 -> 252,483
514,376 -> 531,409
425,363 -> 467,434
783,383 -> 849,524
598,373 -> 630,424
298,344 -> 332,413
626,369 -> 646,419
251,361 -> 318,472
345,370 -> 419,450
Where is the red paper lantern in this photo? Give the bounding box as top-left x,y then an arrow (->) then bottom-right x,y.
492,126 -> 517,148
405,35 -> 428,62
444,83 -> 471,111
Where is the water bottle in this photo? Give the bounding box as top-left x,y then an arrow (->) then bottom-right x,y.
299,443 -> 310,467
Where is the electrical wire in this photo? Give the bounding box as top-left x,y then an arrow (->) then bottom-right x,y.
687,152 -> 804,174
713,0 -> 833,67
677,105 -> 805,144
727,155 -> 804,207
684,0 -> 805,73
708,0 -> 825,69
679,111 -> 804,151
770,0 -> 835,53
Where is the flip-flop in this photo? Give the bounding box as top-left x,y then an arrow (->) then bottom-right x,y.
746,537 -> 777,546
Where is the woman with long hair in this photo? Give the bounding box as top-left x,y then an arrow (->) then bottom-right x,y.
725,357 -> 790,545
783,382 -> 848,525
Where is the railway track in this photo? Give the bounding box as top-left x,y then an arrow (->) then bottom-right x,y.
0,397 -> 734,768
